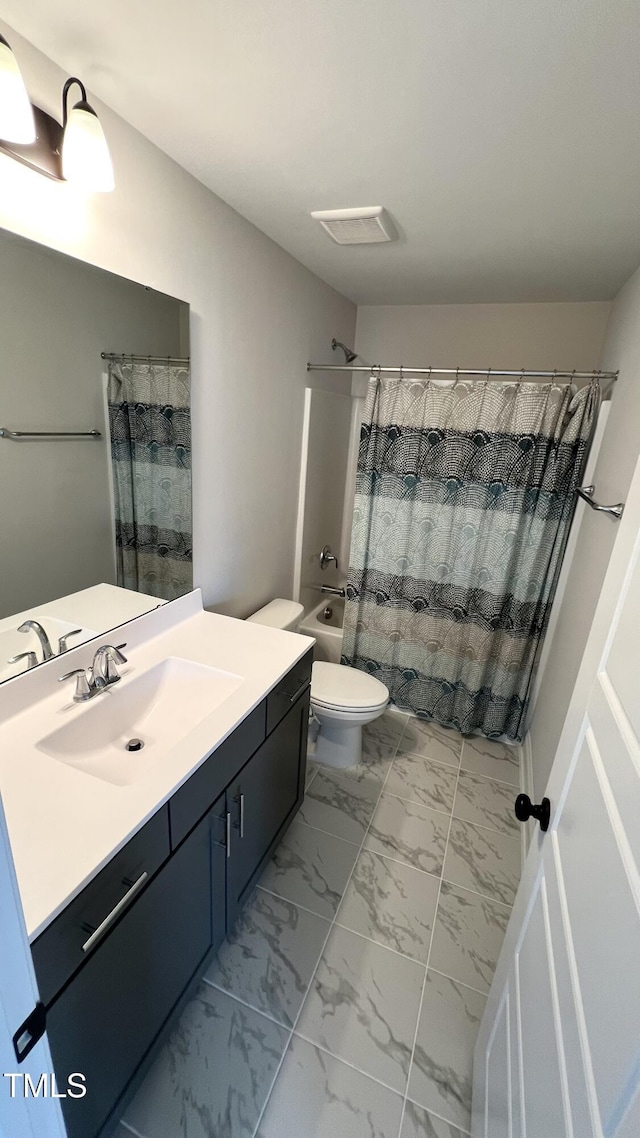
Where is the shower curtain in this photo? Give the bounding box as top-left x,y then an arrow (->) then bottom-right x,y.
342,376 -> 599,741
107,360 -> 192,600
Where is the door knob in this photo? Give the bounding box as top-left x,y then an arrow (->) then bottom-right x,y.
514,793 -> 551,832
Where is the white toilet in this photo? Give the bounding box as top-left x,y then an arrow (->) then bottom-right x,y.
247,599 -> 390,769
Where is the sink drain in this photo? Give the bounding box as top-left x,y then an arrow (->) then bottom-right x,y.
125,738 -> 144,752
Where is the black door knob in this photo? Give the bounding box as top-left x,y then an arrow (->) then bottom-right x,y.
514,793 -> 550,832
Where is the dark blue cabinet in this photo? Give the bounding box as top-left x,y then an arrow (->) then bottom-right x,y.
226,686 -> 310,928
34,653 -> 311,1138
47,807 -> 213,1138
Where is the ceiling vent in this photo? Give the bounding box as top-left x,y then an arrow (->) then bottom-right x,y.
311,206 -> 396,245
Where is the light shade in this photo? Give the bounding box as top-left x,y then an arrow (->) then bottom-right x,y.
0,35 -> 35,144
62,100 -> 114,192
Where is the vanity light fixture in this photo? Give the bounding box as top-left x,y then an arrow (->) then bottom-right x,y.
61,78 -> 114,192
0,34 -> 35,143
0,48 -> 114,191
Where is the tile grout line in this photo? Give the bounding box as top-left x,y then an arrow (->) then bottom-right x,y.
427,966 -> 490,1001
449,810 -> 521,843
397,735 -> 465,1138
118,1121 -> 148,1138
292,1029 -> 406,1098
404,1098 -> 473,1137
459,764 -> 521,790
250,720 -> 408,1137
440,874 -> 515,912
282,814 -> 363,849
200,975 -> 296,1031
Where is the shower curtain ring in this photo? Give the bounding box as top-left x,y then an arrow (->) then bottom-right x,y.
487,367 -> 491,380
520,368 -> 525,384
428,366 -> 432,378
399,364 -> 403,380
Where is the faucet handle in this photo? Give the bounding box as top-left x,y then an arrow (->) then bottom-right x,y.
7,651 -> 38,671
57,629 -> 84,654
319,544 -> 339,571
59,668 -> 92,702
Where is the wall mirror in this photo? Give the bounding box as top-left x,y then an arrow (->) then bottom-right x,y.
0,228 -> 191,684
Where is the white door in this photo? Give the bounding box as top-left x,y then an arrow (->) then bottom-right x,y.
473,450 -> 640,1138
0,796 -> 66,1138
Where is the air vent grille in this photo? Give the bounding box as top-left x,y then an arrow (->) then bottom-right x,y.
311,207 -> 396,245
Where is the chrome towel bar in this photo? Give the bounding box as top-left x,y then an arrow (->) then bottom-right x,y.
0,427 -> 102,440
576,484 -> 624,519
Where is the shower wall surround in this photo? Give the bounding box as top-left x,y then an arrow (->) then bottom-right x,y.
294,389 -> 354,612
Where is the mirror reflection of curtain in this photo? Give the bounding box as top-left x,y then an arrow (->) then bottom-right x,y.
342,375 -> 599,742
107,360 -> 192,600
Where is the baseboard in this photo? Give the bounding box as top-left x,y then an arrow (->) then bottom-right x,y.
520,732 -> 535,866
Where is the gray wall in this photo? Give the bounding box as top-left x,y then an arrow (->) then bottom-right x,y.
530,265 -> 640,797
0,232 -> 184,618
0,20 -> 357,622
355,301 -> 612,372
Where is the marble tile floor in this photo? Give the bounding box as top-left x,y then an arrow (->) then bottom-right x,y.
119,713 -> 522,1138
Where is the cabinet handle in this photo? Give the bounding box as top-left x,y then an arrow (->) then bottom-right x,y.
239,793 -> 245,839
288,680 -> 309,704
81,871 -> 148,954
226,811 -> 232,859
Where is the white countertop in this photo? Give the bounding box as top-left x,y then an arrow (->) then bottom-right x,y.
0,590 -> 314,942
0,584 -> 164,681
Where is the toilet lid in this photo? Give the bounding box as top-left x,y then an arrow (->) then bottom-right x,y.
312,662 -> 389,711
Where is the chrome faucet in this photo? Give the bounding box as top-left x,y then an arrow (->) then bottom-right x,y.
319,544 -> 339,571
7,651 -> 38,672
57,629 -> 84,654
59,643 -> 127,703
18,620 -> 54,661
93,644 -> 127,687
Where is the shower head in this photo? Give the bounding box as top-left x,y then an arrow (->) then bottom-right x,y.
331,338 -> 358,365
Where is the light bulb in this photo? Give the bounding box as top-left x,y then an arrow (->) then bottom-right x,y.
0,35 -> 35,144
62,100 -> 114,192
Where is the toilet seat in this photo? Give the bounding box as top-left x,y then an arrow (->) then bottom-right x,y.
311,662 -> 389,714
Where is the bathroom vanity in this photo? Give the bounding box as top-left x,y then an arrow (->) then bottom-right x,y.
0,591 -> 313,1138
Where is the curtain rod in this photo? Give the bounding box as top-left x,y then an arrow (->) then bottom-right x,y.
101,352 -> 190,365
307,363 -> 618,382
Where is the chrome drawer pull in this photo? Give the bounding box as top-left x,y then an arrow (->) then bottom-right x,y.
239,793 -> 245,839
226,811 -> 232,859
81,871 -> 148,954
288,680 -> 309,704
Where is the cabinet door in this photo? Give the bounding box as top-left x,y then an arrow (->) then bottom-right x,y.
226,687 -> 309,927
47,809 -> 213,1138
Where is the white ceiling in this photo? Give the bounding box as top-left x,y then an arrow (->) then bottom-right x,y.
4,0 -> 640,304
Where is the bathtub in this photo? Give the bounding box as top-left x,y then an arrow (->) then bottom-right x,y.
299,597 -> 344,663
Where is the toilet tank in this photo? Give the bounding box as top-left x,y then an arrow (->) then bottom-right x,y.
246,598 -> 304,632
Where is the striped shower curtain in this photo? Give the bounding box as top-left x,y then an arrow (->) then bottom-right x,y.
107,360 -> 192,600
342,376 -> 599,741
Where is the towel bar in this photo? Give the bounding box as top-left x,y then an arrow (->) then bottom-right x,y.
576,484 -> 624,519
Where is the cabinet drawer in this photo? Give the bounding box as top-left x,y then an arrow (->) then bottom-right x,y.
266,649 -> 313,736
48,811 -> 212,1138
32,806 -> 170,1007
169,702 -> 266,850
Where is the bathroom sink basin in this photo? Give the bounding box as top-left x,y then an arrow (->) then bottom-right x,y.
0,619 -> 97,681
36,657 -> 243,786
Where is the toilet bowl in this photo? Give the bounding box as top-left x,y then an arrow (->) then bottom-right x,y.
246,599 -> 390,769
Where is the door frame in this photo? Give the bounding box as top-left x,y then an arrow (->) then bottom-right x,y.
0,795 -> 66,1138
